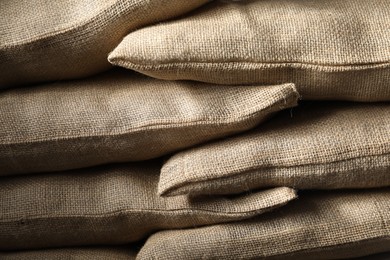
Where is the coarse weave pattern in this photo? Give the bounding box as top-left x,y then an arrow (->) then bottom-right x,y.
0,0 -> 209,87
0,161 -> 296,250
0,69 -> 299,176
159,102 -> 390,196
137,189 -> 390,260
0,247 -> 137,260
109,0 -> 390,101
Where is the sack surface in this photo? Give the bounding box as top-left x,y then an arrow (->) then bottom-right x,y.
0,161 -> 296,250
159,102 -> 390,196
0,0 -> 209,87
109,0 -> 390,101
138,189 -> 390,259
0,69 -> 298,176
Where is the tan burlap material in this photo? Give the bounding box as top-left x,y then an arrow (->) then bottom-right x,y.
109,0 -> 390,101
0,69 -> 299,176
0,0 -> 209,87
0,247 -> 137,260
0,161 -> 296,250
159,102 -> 390,196
137,189 -> 390,259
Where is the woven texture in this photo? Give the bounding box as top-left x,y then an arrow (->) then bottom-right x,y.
0,247 -> 137,260
109,0 -> 390,101
159,102 -> 390,196
138,189 -> 390,260
0,69 -> 298,176
0,0 -> 209,87
0,161 -> 296,250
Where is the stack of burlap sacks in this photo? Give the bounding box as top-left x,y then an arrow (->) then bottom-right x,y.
0,0 -> 389,259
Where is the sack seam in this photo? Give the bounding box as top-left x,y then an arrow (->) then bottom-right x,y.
111,58 -> 390,72
162,151 -> 390,195
0,195 -> 294,223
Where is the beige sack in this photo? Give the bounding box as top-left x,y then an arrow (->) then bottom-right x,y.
0,247 -> 137,260
0,161 -> 296,250
0,0 -> 210,87
0,70 -> 298,176
138,189 -> 390,260
109,0 -> 390,101
159,102 -> 390,196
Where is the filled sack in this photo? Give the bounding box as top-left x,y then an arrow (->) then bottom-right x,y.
0,69 -> 298,175
0,161 -> 296,250
109,0 -> 390,101
0,0 -> 210,87
138,189 -> 390,259
159,102 -> 390,196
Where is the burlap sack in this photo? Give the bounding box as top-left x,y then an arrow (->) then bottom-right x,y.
0,69 -> 298,176
159,102 -> 390,196
137,189 -> 390,260
0,161 -> 296,250
0,0 -> 209,87
0,247 -> 137,260
109,0 -> 390,101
